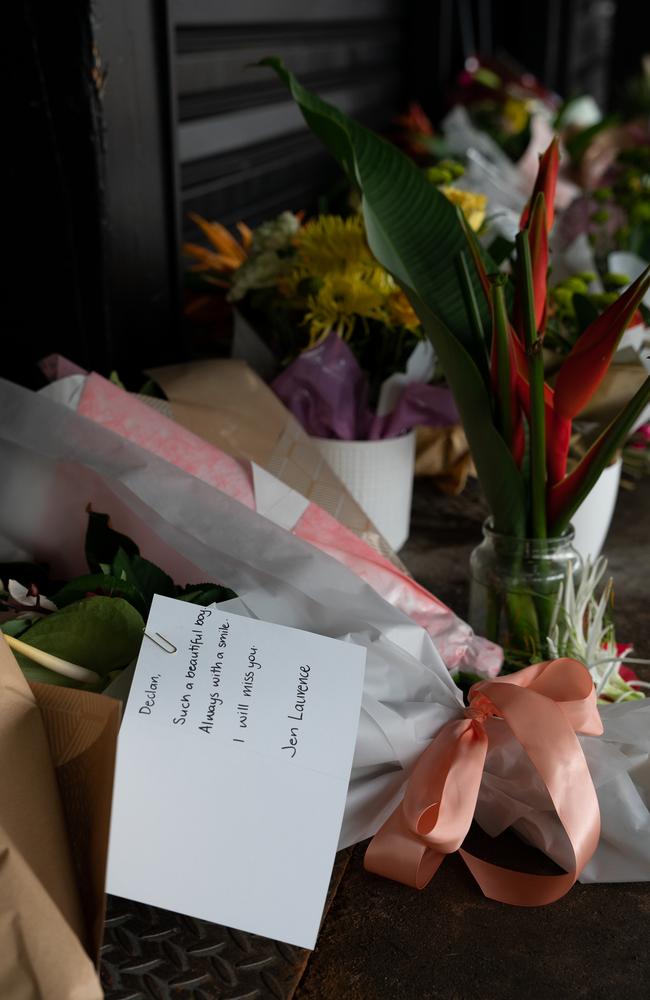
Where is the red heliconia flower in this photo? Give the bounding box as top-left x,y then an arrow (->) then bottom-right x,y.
553,265 -> 650,425
514,193 -> 550,339
526,194 -> 549,333
547,266 -> 650,485
547,414 -> 573,484
547,372 -> 649,524
520,138 -> 560,231
493,333 -> 527,466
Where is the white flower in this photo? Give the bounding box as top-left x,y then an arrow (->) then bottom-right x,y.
7,579 -> 57,612
250,211 -> 300,253
228,212 -> 301,301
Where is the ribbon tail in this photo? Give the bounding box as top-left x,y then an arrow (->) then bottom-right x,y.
364,806 -> 446,889
459,851 -> 579,906
467,666 -> 602,905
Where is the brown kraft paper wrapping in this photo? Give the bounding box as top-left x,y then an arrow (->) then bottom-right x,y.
415,425 -> 476,495
0,636 -> 120,998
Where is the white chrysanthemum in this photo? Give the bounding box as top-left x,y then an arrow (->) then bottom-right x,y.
250,211 -> 300,253
228,212 -> 301,301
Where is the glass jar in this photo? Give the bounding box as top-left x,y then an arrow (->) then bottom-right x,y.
468,519 -> 582,670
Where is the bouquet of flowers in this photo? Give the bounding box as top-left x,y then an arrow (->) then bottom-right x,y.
185,206 -> 472,443
2,372 -> 650,896
264,59 -> 650,669
451,57 -> 559,162
560,128 -> 650,268
0,509 -> 234,690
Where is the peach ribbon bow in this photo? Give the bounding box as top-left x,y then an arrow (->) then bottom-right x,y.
364,658 -> 603,905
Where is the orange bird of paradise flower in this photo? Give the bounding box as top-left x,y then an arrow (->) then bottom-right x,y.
184,213 -> 253,285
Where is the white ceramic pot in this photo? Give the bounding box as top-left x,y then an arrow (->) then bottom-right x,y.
311,431 -> 416,551
570,458 -> 622,562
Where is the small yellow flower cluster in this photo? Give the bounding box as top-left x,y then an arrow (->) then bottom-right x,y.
281,215 -> 421,346
501,97 -> 530,136
438,187 -> 488,232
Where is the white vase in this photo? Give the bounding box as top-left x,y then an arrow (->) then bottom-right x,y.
311,431 -> 416,551
570,458 -> 622,562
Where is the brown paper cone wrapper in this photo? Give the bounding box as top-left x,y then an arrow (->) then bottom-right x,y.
0,637 -> 120,998
414,425 -> 475,495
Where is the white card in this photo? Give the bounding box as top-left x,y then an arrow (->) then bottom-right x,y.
106,594 -> 366,949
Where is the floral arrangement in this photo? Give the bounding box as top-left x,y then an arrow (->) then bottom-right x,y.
392,101 -> 440,160
0,510 -> 233,689
559,127 -> 650,269
392,105 -> 490,231
237,213 -> 423,364
586,144 -> 650,263
451,58 -> 559,162
186,211 -> 422,402
263,59 -> 650,665
185,205 -> 480,442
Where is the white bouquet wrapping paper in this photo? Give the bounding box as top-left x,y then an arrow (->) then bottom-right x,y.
1,378 -> 649,881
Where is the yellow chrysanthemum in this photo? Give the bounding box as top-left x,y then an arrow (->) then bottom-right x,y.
293,215 -> 376,274
303,267 -> 390,344
275,212 -> 424,344
387,290 -> 421,331
439,186 -> 488,231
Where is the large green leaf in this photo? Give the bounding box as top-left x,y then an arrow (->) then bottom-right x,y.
262,58 -> 490,355
111,548 -> 176,608
16,596 -> 144,677
414,298 -> 526,535
264,59 -> 525,533
52,572 -> 148,617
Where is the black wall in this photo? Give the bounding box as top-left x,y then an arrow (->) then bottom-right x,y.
10,0 -> 636,384
174,0 -> 408,234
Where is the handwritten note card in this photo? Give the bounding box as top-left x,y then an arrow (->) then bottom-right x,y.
106,594 -> 366,949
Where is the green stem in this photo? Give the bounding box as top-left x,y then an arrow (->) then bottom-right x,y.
489,275 -> 513,450
457,251 -> 488,366
516,231 -> 547,539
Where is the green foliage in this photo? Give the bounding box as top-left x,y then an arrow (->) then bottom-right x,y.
261,58 -> 490,349
4,509 -> 237,689
52,573 -> 148,617
83,511 -> 236,614
263,58 -> 527,535
15,596 -> 144,679
85,510 -> 140,573
0,618 -> 33,639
